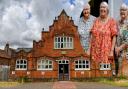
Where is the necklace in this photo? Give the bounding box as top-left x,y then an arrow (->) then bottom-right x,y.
99,17 -> 109,24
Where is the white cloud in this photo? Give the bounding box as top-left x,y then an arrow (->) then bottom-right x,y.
0,0 -> 88,49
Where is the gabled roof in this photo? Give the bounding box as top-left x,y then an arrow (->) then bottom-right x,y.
0,49 -> 10,59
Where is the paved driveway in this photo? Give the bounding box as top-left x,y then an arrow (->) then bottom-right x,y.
0,81 -> 128,89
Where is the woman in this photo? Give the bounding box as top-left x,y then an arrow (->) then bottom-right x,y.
78,3 -> 96,56
116,4 -> 128,55
90,2 -> 117,63
115,3 -> 128,68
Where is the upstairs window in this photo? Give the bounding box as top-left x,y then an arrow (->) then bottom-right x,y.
15,59 -> 27,70
54,36 -> 73,49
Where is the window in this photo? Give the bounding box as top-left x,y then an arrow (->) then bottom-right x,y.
54,36 -> 73,49
100,63 -> 111,70
37,59 -> 53,70
75,60 -> 90,70
15,59 -> 27,70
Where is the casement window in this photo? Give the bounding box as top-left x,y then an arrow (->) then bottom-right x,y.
37,59 -> 53,70
54,36 -> 73,49
15,59 -> 27,70
75,60 -> 90,70
100,63 -> 111,70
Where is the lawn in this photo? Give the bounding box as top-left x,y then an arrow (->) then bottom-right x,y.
99,79 -> 128,87
0,82 -> 20,88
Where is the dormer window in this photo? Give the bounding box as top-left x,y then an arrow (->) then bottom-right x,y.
54,36 -> 73,49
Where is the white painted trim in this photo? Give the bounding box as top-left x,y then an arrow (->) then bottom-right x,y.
75,68 -> 90,71
37,69 -> 53,71
15,68 -> 27,70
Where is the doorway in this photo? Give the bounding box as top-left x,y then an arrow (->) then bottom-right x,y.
89,0 -> 108,17
58,60 -> 69,81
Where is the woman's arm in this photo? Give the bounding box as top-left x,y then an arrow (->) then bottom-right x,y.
110,36 -> 116,57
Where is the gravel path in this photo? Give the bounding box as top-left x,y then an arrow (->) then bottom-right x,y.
0,81 -> 127,89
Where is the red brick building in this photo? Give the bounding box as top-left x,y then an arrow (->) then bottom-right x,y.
7,10 -> 117,81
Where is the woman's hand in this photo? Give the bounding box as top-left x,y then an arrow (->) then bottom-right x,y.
109,50 -> 114,59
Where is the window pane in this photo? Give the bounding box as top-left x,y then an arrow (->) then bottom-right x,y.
61,37 -> 63,42
46,60 -> 48,64
75,61 -> 78,64
42,65 -> 45,69
24,60 -> 26,64
86,65 -> 89,68
75,65 -> 78,68
38,65 -> 41,69
58,37 -> 60,42
24,65 -> 26,68
20,65 -> 23,68
55,37 -> 57,42
55,43 -> 58,48
17,61 -> 19,64
67,38 -> 69,42
79,65 -> 82,68
79,60 -> 82,64
83,65 -> 85,68
20,60 -> 23,64
64,37 -> 66,42
49,61 -> 52,64
49,65 -> 52,68
58,43 -> 60,48
17,65 -> 19,68
104,64 -> 106,68
70,37 -> 72,42
62,60 -> 65,64
45,65 -> 48,68
61,43 -> 63,48
86,61 -> 89,64
82,60 -> 85,64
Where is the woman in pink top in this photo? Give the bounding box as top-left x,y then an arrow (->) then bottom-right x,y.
90,2 -> 117,63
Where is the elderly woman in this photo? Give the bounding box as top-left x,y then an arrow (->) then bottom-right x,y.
115,4 -> 128,70
116,4 -> 128,56
90,2 -> 117,63
78,3 -> 96,56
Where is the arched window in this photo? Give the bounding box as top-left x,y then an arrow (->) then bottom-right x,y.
75,59 -> 90,70
15,59 -> 27,70
37,59 -> 53,70
54,36 -> 73,49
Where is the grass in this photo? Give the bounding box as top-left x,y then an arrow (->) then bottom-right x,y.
0,82 -> 20,88
99,78 -> 128,87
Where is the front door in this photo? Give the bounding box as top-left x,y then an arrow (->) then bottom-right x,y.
58,60 -> 69,81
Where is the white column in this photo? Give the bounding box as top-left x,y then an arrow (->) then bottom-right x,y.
109,0 -> 114,18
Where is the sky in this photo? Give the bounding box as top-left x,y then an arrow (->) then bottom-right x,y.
0,0 -> 89,49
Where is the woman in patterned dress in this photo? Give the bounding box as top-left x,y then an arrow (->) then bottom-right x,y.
115,4 -> 128,69
78,3 -> 96,56
90,2 -> 117,63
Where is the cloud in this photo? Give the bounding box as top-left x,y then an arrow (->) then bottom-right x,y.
0,0 -> 88,49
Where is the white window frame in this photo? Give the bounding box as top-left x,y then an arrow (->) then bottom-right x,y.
75,60 -> 90,70
37,59 -> 53,70
15,59 -> 27,70
54,36 -> 73,49
100,63 -> 111,70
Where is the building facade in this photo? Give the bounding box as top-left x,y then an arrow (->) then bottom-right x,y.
6,10 -> 118,81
